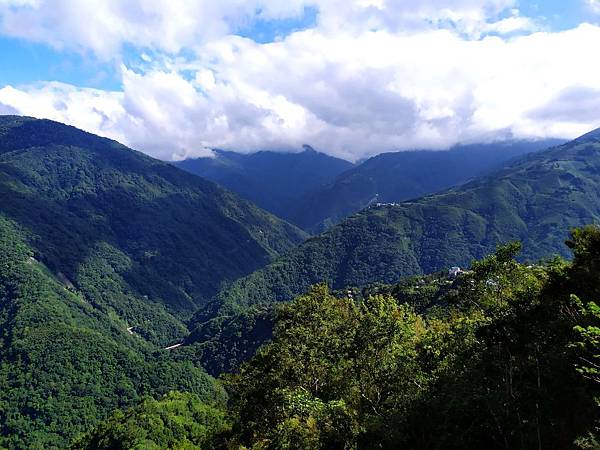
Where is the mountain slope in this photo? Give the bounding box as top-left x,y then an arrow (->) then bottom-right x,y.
289,140 -> 564,232
196,131 -> 600,323
0,215 -> 225,448
0,116 -> 306,325
174,146 -> 353,225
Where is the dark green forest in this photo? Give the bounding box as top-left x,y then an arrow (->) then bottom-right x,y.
0,215 -> 225,448
74,226 -> 600,449
0,116 -> 305,448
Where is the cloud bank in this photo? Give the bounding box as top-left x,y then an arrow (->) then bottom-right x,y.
0,0 -> 599,161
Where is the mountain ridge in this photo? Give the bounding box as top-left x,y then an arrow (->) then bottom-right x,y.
0,115 -> 306,321
288,139 -> 566,232
193,130 -> 600,327
174,145 -> 354,225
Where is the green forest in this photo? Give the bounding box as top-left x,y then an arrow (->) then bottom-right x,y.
72,226 -> 600,449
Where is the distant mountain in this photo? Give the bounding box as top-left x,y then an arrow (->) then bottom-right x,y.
289,140 -> 565,232
0,116 -> 306,320
193,130 -> 600,329
174,146 -> 354,224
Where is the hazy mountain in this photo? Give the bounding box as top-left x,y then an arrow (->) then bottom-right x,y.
174,145 -> 354,223
289,139 -> 565,232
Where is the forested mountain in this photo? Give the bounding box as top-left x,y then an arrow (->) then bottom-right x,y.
174,146 -> 353,224
190,129 -> 600,342
0,215 -> 225,448
289,139 -> 564,232
77,228 -> 600,449
0,115 -> 311,447
0,116 -> 306,320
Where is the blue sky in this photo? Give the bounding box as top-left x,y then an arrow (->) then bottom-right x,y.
0,0 -> 599,161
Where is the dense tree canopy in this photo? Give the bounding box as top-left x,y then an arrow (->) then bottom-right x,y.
221,227 -> 600,449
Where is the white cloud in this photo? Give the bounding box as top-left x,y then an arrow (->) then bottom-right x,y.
0,0 -> 312,58
589,0 -> 600,13
0,1 -> 599,161
0,0 -> 520,58
484,15 -> 537,34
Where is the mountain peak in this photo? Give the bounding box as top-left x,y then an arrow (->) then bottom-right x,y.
301,144 -> 317,153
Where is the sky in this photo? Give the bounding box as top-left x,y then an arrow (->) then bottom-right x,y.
0,1 -> 599,161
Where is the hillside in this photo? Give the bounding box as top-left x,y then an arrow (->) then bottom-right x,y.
0,215 -> 225,448
174,146 -> 353,225
0,116 -> 311,447
193,130 -> 600,329
289,140 -> 563,232
0,116 -> 306,329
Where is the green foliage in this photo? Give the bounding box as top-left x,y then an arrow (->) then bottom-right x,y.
224,232 -> 599,449
182,305 -> 276,376
0,215 -> 225,448
225,285 -> 431,449
573,298 -> 600,383
72,392 -> 230,450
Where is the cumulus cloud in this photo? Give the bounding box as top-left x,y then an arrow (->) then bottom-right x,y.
0,0 -> 318,58
589,0 -> 600,13
0,0 -> 599,161
0,101 -> 18,114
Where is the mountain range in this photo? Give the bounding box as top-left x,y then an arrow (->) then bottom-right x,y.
0,116 -> 306,446
187,128 -> 600,368
289,139 -> 564,232
0,115 -> 598,447
175,140 -> 562,233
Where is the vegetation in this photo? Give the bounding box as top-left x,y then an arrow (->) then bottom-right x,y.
223,227 -> 599,449
0,116 -> 306,448
0,215 -> 225,448
72,392 -> 230,449
0,116 -> 305,335
81,226 -> 600,449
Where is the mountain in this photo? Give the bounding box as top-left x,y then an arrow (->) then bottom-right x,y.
192,130 -> 600,330
174,146 -> 354,224
0,116 -> 306,324
0,116 -> 313,446
288,140 -> 565,232
0,214 -> 225,448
